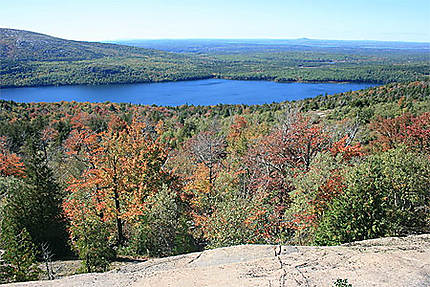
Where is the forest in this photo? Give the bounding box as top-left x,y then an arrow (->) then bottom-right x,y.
0,80 -> 429,282
1,28 -> 429,88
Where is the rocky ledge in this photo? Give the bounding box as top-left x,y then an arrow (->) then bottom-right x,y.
10,234 -> 430,287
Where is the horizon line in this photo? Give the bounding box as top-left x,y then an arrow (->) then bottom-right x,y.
2,27 -> 430,44
105,37 -> 430,44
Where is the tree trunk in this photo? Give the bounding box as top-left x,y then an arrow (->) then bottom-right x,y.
113,186 -> 123,245
112,160 -> 124,246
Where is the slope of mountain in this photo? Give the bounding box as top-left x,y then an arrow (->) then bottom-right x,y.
0,28 -> 165,61
0,28 -> 217,87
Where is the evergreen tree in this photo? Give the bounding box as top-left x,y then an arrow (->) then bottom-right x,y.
19,134 -> 69,257
0,178 -> 40,283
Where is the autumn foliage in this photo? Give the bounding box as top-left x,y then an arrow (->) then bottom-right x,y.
0,137 -> 25,177
0,81 -> 429,277
370,112 -> 430,153
63,117 -> 182,269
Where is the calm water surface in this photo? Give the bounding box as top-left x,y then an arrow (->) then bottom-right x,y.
0,80 -> 377,106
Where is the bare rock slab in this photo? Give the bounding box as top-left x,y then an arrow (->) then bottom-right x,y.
9,234 -> 430,287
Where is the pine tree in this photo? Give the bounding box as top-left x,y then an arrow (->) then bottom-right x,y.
1,204 -> 40,283
15,135 -> 69,257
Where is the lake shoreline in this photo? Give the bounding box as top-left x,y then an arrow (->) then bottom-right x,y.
0,79 -> 379,106
0,75 -> 385,90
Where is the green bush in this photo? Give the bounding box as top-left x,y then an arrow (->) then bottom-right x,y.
333,278 -> 353,287
204,193 -> 266,248
0,223 -> 40,283
128,185 -> 195,257
285,152 -> 344,244
70,214 -> 116,273
0,177 -> 41,283
65,185 -> 116,273
315,147 -> 430,245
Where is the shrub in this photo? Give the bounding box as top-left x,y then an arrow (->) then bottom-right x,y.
204,193 -> 268,248
285,152 -> 346,244
128,185 -> 195,257
0,223 -> 40,283
333,278 -> 353,287
69,213 -> 116,273
315,147 -> 430,245
64,186 -> 116,272
0,177 -> 41,283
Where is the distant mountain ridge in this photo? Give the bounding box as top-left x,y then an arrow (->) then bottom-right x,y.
0,28 -> 165,61
110,38 -> 430,54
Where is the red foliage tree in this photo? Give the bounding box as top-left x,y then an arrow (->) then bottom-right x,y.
0,137 -> 25,178
243,114 -> 332,240
370,112 -> 430,154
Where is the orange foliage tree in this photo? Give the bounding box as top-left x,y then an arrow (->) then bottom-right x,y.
63,117 -> 177,249
0,137 -> 25,178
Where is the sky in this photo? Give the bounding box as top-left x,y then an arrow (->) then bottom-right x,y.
1,0 -> 429,42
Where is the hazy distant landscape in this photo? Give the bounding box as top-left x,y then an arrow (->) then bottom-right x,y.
112,38 -> 430,53
0,0 -> 429,286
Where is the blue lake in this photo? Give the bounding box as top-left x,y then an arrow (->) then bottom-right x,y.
0,80 -> 377,106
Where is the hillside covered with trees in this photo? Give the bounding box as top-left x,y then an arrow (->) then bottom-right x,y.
1,28 -> 429,88
0,81 -> 429,282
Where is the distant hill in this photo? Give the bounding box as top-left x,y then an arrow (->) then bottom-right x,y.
111,38 -> 430,54
0,28 -> 164,61
0,28 -> 217,88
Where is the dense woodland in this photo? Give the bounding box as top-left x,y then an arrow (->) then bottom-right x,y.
1,28 -> 429,88
0,81 -> 429,282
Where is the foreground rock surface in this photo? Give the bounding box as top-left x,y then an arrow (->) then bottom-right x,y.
10,234 -> 430,287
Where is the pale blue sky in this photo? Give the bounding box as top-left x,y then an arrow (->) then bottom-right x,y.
1,0 -> 429,42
